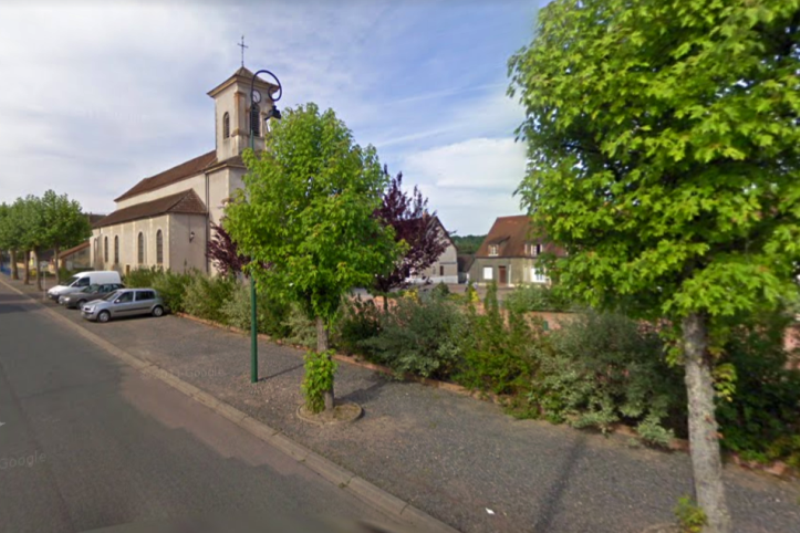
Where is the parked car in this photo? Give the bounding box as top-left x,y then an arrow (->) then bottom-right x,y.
47,271 -> 122,302
81,288 -> 166,323
60,283 -> 125,309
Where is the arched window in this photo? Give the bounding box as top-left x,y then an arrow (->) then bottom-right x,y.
104,236 -> 108,263
156,230 -> 163,265
114,236 -> 119,264
137,232 -> 145,264
222,112 -> 230,139
250,104 -> 260,136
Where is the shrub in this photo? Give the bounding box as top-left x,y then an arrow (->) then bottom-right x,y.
302,350 -> 337,414
715,311 -> 800,466
535,310 -> 684,446
456,283 -> 545,396
220,282 -> 291,338
151,270 -> 192,313
359,290 -> 465,379
335,297 -> 382,356
124,266 -> 159,288
503,283 -> 572,314
182,274 -> 237,324
284,303 -> 317,348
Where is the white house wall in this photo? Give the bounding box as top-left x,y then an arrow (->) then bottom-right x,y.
91,214 -> 171,273
169,214 -> 208,273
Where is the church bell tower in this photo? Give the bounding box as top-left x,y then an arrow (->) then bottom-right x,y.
207,66 -> 279,162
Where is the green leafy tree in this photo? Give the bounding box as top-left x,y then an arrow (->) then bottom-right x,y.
226,103 -> 401,412
509,1 -> 800,532
39,190 -> 92,284
2,199 -> 30,281
14,195 -> 44,286
0,203 -> 14,278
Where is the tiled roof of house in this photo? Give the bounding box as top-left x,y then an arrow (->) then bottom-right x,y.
94,189 -> 207,228
114,151 -> 218,202
60,241 -> 90,258
475,215 -> 563,258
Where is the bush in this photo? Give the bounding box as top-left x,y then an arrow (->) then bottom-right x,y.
284,303 -> 317,348
124,266 -> 159,288
302,350 -> 337,414
535,310 -> 684,446
220,282 -> 291,338
182,274 -> 237,324
359,290 -> 465,379
151,270 -> 192,313
716,311 -> 800,466
335,297 -> 382,356
504,283 -> 572,314
456,283 -> 545,396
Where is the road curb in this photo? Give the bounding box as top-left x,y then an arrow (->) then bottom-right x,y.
0,276 -> 461,533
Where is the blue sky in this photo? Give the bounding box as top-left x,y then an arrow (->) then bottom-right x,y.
0,0 -> 544,235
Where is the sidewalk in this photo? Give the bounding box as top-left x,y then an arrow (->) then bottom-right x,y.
4,274 -> 799,533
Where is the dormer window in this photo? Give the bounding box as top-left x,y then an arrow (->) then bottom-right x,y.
222,112 -> 230,138
489,244 -> 499,257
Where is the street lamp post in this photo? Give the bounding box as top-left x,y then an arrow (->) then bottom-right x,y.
248,69 -> 282,384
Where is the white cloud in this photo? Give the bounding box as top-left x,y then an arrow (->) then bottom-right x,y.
402,137 -> 528,234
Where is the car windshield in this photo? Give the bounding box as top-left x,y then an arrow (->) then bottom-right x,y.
67,275 -> 82,287
103,291 -> 121,302
81,284 -> 100,293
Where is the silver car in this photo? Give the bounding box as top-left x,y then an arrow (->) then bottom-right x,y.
81,288 -> 166,323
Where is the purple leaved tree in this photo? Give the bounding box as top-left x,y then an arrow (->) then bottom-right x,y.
372,167 -> 449,310
207,221 -> 249,278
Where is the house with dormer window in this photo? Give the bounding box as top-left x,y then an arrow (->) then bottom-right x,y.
468,215 -> 564,286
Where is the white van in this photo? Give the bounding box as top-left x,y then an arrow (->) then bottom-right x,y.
47,271 -> 122,301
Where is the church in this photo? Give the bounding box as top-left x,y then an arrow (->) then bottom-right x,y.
90,67 -> 279,275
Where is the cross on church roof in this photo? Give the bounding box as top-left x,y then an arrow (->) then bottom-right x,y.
237,35 -> 248,67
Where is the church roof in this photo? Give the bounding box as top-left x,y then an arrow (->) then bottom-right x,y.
60,241 -> 90,258
94,189 -> 207,228
114,151 -> 217,202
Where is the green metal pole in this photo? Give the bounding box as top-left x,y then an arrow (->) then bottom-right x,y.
250,120 -> 258,383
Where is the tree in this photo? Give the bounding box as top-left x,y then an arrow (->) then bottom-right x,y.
226,103 -> 401,411
509,1 -> 800,532
0,203 -> 12,277
15,195 -> 43,286
372,167 -> 449,309
39,190 -> 92,284
2,198 -> 29,281
207,221 -> 249,278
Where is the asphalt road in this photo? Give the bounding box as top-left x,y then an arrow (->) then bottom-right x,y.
0,285 -> 398,533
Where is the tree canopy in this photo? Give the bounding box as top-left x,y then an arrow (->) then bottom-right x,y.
372,167 -> 448,300
509,1 -> 800,531
225,103 -> 402,411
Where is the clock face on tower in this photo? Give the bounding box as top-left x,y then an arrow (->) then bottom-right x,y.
251,90 -> 262,104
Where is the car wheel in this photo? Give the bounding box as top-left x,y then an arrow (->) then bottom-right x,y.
152,305 -> 164,318
58,296 -> 65,305
97,311 -> 111,323
76,300 -> 87,309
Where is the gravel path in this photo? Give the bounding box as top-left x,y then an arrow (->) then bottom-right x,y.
7,276 -> 800,533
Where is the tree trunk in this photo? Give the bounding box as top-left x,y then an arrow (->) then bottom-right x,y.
35,250 -> 43,291
383,293 -> 388,312
10,249 -> 18,280
683,313 -> 731,533
54,245 -> 60,284
316,316 -> 334,411
23,250 -> 30,285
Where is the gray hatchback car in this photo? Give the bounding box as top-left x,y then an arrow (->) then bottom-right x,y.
81,288 -> 166,323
